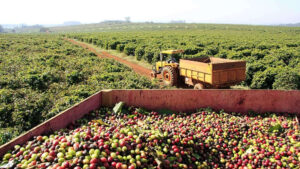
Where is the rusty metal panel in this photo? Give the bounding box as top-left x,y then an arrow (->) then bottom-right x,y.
0,92 -> 102,157
101,90 -> 300,114
220,71 -> 228,83
212,72 -> 219,84
228,70 -> 236,81
212,67 -> 246,85
238,68 -> 246,81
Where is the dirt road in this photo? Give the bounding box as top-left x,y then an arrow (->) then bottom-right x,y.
65,38 -> 153,79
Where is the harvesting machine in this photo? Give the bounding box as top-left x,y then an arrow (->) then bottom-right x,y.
151,50 -> 246,89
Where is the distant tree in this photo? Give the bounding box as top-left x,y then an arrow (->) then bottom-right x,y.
40,27 -> 49,33
0,25 -> 4,33
125,17 -> 131,23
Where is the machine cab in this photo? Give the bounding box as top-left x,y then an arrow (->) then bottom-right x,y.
152,49 -> 184,76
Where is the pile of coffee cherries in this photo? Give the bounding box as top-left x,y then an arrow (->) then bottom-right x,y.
1,107 -> 299,169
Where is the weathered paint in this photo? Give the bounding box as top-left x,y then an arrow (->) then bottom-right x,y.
101,90 -> 300,114
0,89 -> 299,157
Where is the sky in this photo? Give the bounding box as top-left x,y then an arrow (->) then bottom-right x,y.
1,0 -> 300,25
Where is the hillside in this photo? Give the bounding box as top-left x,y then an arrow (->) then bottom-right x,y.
279,23 -> 300,27
48,22 -> 300,33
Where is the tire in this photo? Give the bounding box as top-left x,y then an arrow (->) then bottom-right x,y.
162,66 -> 178,86
194,83 -> 204,89
150,71 -> 157,79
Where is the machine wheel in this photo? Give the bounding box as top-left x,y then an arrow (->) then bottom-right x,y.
194,83 -> 205,89
150,71 -> 157,79
162,66 -> 178,86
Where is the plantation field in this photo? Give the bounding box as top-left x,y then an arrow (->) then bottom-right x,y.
0,34 -> 157,145
67,24 -> 300,90
1,23 -> 300,146
50,23 -> 237,33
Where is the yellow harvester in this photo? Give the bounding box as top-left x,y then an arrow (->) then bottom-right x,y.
151,50 -> 246,89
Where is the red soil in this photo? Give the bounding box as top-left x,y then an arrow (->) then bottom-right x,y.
65,38 -> 152,79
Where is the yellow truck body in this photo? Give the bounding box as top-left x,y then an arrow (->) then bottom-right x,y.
179,57 -> 246,87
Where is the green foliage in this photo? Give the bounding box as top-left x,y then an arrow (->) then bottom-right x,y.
0,128 -> 18,145
183,46 -> 202,55
116,44 -> 125,52
272,68 -> 300,90
113,102 -> 125,113
245,61 -> 267,86
250,66 -> 300,90
206,46 -> 219,55
250,67 -> 278,89
268,124 -> 284,134
108,40 -> 121,50
68,25 -> 300,90
0,34 -> 157,145
135,46 -> 145,61
66,70 -> 84,85
123,43 -> 136,56
12,90 -> 49,130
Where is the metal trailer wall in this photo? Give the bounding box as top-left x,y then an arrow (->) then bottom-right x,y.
0,89 -> 299,157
